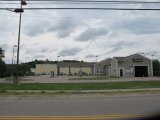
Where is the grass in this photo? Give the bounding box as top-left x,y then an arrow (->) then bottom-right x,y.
0,81 -> 160,90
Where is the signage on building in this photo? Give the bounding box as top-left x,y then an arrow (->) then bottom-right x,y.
132,58 -> 143,62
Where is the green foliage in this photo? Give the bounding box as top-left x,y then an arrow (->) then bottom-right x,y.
6,64 -> 16,77
0,59 -> 7,77
0,48 -> 5,58
26,59 -> 57,68
153,59 -> 160,76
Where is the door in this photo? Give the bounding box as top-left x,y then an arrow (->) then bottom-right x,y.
120,69 -> 123,77
134,66 -> 148,77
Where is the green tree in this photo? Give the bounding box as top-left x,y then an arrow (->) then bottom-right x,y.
0,48 -> 6,77
0,48 -> 5,58
19,63 -> 30,76
153,59 -> 160,76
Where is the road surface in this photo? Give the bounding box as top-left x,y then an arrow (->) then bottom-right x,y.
0,94 -> 160,119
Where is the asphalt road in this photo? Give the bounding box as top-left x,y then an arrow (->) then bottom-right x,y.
0,94 -> 160,116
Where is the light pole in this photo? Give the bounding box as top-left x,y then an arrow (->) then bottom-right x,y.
57,56 -> 60,62
12,45 -> 17,64
141,53 -> 145,56
96,55 -> 98,63
94,55 -> 98,76
151,54 -> 155,60
151,54 -> 155,77
14,0 -> 27,84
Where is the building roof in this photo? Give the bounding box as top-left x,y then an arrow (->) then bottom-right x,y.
114,57 -> 126,61
125,53 -> 151,61
57,62 -> 95,67
98,58 -> 112,66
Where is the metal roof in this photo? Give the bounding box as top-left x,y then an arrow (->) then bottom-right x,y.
57,62 -> 95,67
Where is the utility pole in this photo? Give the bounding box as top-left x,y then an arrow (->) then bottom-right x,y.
12,45 -> 17,64
14,0 -> 27,84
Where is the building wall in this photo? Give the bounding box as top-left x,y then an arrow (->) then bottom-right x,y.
96,54 -> 152,77
82,67 -> 93,75
95,63 -> 103,75
70,67 -> 92,75
111,58 -> 119,77
120,54 -> 152,77
35,64 -> 57,75
59,67 -> 69,75
58,66 -> 93,75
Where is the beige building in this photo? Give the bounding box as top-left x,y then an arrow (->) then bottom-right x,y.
34,62 -> 94,76
57,62 -> 94,76
35,64 -> 57,75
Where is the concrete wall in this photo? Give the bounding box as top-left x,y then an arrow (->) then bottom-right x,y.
69,67 -> 92,75
111,58 -> 119,77
58,67 -> 92,75
35,64 -> 57,75
92,54 -> 152,77
121,54 -> 152,77
95,63 -> 103,75
59,67 -> 69,75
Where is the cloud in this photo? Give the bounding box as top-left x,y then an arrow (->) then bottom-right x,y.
106,40 -> 138,54
24,18 -> 79,38
23,19 -> 50,37
33,55 -> 45,59
33,42 -> 40,46
0,44 -> 9,50
143,51 -> 160,56
59,48 -> 82,56
25,47 -> 52,55
48,19 -> 78,38
111,19 -> 160,34
0,16 -> 17,37
85,54 -> 96,59
76,28 -> 108,41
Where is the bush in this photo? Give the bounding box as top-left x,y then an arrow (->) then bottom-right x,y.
153,71 -> 160,76
0,59 -> 7,77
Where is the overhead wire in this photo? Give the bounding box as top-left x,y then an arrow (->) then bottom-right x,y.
0,0 -> 160,11
1,0 -> 160,3
1,7 -> 160,10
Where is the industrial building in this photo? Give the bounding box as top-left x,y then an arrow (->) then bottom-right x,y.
33,53 -> 153,77
95,53 -> 153,77
34,62 -> 95,76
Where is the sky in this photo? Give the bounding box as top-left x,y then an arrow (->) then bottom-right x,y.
0,0 -> 160,64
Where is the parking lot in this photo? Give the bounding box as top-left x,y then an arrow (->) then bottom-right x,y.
0,75 -> 159,83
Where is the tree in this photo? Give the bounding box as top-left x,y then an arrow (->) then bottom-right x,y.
0,48 -> 6,77
153,59 -> 160,76
0,48 -> 5,58
0,58 -> 7,77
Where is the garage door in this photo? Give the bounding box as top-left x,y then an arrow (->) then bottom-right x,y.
134,66 -> 148,77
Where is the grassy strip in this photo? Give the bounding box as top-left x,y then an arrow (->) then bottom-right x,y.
0,81 -> 160,90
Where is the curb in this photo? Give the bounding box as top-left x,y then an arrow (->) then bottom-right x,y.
2,88 -> 160,94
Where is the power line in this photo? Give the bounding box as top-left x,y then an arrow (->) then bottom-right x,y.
1,2 -> 160,4
1,7 -> 160,10
1,0 -> 160,4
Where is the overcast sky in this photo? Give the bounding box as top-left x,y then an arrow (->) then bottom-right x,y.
0,0 -> 160,63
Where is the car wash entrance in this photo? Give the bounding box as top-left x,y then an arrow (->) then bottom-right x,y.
134,66 -> 148,77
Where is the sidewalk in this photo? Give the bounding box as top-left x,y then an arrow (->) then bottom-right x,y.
4,88 -> 160,94
0,75 -> 160,83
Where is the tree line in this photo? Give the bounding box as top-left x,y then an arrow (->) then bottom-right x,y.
152,59 -> 160,76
